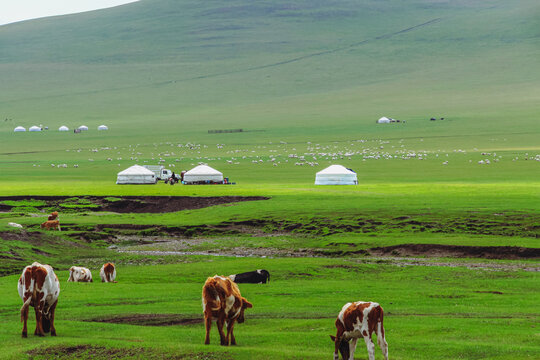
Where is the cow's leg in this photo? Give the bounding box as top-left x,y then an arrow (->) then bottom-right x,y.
217,316 -> 227,345
21,301 -> 29,338
226,320 -> 236,345
204,313 -> 212,345
34,305 -> 45,336
363,335 -> 376,360
49,300 -> 58,336
348,338 -> 358,360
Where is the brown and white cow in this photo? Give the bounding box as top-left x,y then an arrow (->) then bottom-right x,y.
330,301 -> 388,360
100,263 -> 116,282
202,275 -> 253,346
40,220 -> 61,231
18,262 -> 60,337
68,266 -> 93,282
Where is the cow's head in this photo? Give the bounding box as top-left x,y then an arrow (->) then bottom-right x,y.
329,335 -> 350,360
237,297 -> 253,323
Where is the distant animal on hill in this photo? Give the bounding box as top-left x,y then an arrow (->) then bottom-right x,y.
100,263 -> 116,283
40,220 -> 60,231
68,266 -> 93,282
202,275 -> 253,345
330,301 -> 388,360
229,269 -> 270,284
18,262 -> 60,337
48,211 -> 58,221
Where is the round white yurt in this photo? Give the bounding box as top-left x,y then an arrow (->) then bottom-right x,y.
97,125 -> 108,131
116,165 -> 156,184
58,126 -> 69,131
29,126 -> 41,132
183,165 -> 223,184
78,125 -> 89,131
315,165 -> 357,185
14,126 -> 26,132
377,117 -> 391,124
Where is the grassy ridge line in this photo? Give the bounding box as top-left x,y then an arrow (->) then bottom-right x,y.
0,258 -> 538,359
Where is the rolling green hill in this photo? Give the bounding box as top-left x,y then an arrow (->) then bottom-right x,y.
1,0 -> 539,143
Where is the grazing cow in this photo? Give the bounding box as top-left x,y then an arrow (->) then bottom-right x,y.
330,301 -> 388,360
229,269 -> 270,284
100,263 -> 116,283
68,266 -> 93,282
202,275 -> 253,346
40,220 -> 61,231
48,211 -> 59,221
18,262 -> 60,338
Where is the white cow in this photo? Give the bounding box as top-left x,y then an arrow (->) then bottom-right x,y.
68,266 -> 93,282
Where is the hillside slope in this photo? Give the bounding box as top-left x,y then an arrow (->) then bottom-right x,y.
0,0 -> 539,144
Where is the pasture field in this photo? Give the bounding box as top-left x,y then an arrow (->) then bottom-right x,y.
1,0 -> 539,358
0,255 -> 538,360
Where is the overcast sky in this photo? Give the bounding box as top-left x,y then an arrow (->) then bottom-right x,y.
0,0 -> 139,26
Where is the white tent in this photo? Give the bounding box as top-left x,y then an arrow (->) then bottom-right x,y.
97,125 -> 108,130
14,126 -> 26,132
183,165 -> 223,184
377,117 -> 391,124
59,126 -> 69,131
315,165 -> 357,185
116,165 -> 156,184
78,125 -> 89,131
29,126 -> 41,132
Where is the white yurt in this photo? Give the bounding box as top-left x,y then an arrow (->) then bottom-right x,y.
29,126 -> 41,132
97,125 -> 108,131
116,165 -> 156,184
78,125 -> 89,131
315,165 -> 357,185
58,125 -> 69,131
377,117 -> 391,124
14,126 -> 26,132
183,165 -> 223,184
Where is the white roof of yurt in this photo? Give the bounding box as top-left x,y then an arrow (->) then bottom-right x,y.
184,165 -> 222,176
29,126 -> 41,131
377,116 -> 391,123
14,126 -> 26,132
117,165 -> 155,176
316,165 -> 355,175
315,165 -> 357,185
59,125 -> 69,131
78,125 -> 89,130
98,125 -> 108,130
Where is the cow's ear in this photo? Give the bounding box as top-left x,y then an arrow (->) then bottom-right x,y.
330,335 -> 336,342
242,298 -> 253,308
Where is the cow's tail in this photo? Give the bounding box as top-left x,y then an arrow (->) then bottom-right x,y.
20,283 -> 36,322
376,306 -> 386,347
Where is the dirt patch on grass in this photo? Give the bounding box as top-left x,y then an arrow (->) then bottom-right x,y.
369,244 -> 540,260
27,345 -> 225,360
86,313 -> 203,326
0,195 -> 268,214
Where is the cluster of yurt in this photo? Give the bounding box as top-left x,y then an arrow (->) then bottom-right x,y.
315,165 -> 357,185
116,164 -> 229,185
14,125 -> 108,132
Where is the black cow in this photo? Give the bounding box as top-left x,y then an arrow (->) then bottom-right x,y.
229,270 -> 270,284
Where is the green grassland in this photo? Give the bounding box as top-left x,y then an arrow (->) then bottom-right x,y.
0,0 -> 539,359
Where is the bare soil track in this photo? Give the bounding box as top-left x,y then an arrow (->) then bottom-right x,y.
0,195 -> 268,213
87,313 -> 203,326
27,345 -> 225,359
